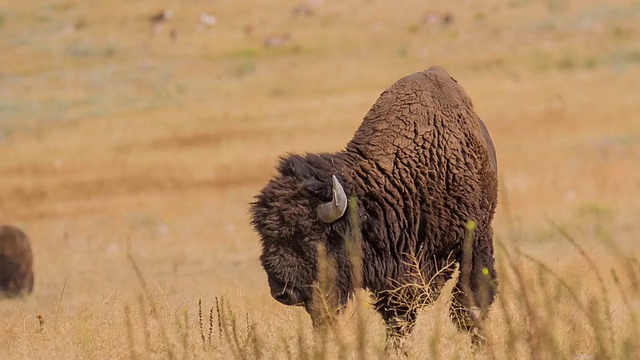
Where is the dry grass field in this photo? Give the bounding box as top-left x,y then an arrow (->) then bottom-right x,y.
1,0 -> 640,358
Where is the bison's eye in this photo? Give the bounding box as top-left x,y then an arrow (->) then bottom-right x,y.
289,231 -> 310,244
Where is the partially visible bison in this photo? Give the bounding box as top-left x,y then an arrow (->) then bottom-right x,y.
251,66 -> 498,351
0,225 -> 34,297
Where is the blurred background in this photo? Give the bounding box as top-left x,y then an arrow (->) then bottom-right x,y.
1,0 -> 639,357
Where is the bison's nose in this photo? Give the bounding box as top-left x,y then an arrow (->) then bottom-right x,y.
271,287 -> 295,305
268,277 -> 301,306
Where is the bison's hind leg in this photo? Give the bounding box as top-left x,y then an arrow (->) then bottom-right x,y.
450,229 -> 497,345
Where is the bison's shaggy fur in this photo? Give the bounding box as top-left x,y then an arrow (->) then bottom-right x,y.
251,66 -> 498,350
0,225 -> 34,297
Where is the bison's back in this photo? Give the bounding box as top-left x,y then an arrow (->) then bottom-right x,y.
348,66 -> 488,170
346,66 -> 497,262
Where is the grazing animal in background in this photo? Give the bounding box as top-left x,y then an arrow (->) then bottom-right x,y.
199,13 -> 217,29
149,9 -> 174,36
251,66 -> 498,352
149,9 -> 174,25
422,11 -> 455,26
263,33 -> 291,48
291,4 -> 315,17
0,225 -> 34,297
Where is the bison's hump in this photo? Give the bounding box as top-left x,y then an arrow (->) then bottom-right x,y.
393,66 -> 471,108
347,65 -> 481,172
0,226 -> 32,258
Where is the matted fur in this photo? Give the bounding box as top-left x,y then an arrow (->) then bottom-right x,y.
251,66 -> 498,347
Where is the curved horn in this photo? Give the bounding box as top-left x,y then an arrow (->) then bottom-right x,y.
317,175 -> 348,223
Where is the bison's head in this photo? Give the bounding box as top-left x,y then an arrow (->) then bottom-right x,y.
250,154 -> 358,326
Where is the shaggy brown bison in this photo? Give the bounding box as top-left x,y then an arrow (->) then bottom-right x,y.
251,66 -> 498,351
0,225 -> 34,297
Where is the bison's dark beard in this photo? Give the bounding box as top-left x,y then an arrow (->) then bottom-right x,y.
305,278 -> 344,332
304,240 -> 358,331
305,300 -> 338,331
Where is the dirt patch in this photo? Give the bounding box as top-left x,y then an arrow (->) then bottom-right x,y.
0,163 -> 271,220
145,129 -> 266,150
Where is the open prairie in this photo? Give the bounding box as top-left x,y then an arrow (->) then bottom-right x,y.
1,0 -> 640,358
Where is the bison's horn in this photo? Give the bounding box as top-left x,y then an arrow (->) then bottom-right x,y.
317,175 -> 348,223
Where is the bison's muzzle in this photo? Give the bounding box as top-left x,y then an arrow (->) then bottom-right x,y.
268,275 -> 305,306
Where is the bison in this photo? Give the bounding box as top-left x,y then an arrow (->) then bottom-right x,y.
0,225 -> 34,297
250,66 -> 498,351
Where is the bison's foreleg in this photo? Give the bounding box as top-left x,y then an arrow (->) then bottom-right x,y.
374,295 -> 417,356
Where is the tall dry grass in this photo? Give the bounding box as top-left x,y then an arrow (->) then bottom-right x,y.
111,206 -> 640,359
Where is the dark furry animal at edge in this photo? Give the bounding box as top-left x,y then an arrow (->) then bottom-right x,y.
0,225 -> 34,297
251,66 -> 498,352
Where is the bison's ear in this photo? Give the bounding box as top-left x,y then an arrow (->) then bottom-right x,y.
317,175 -> 347,223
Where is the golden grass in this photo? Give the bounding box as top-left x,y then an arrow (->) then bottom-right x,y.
1,0 -> 640,358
